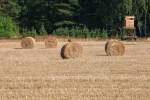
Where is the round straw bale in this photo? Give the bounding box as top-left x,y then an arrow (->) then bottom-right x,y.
105,39 -> 118,53
147,38 -> 150,41
105,40 -> 125,56
45,36 -> 58,48
21,37 -> 35,49
61,42 -> 83,59
68,38 -> 72,42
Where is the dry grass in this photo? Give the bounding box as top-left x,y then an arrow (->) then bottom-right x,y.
0,40 -> 149,99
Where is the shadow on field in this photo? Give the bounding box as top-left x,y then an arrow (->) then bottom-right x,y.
124,43 -> 137,45
96,54 -> 107,56
82,44 -> 100,46
14,48 -> 23,49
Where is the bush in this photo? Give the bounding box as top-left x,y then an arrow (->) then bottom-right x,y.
21,24 -> 47,37
0,16 -> 18,38
53,27 -> 108,39
39,24 -> 47,36
22,27 -> 37,37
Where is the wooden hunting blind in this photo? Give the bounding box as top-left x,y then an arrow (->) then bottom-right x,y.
122,16 -> 137,40
124,16 -> 135,29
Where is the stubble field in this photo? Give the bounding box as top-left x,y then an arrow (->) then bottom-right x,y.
0,40 -> 150,100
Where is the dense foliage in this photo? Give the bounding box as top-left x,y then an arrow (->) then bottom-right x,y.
0,16 -> 18,38
0,0 -> 150,38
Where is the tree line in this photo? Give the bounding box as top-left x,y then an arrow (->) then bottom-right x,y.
0,0 -> 150,38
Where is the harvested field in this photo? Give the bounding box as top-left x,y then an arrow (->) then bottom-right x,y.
0,40 -> 150,100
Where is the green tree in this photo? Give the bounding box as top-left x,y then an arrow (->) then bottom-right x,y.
0,16 -> 18,38
0,0 -> 20,18
18,0 -> 79,34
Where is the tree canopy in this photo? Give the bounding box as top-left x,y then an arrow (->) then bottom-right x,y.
0,0 -> 150,37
